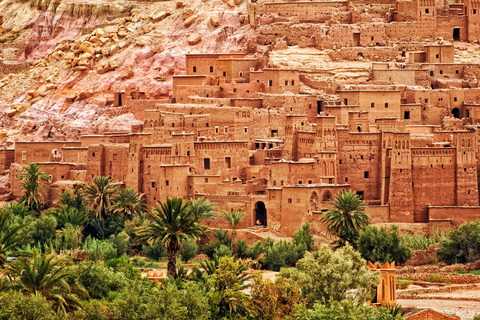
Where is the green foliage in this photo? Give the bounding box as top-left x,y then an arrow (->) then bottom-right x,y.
248,275 -> 304,320
213,228 -> 229,242
109,231 -> 130,257
141,238 -> 166,260
246,240 -> 265,260
397,279 -> 412,289
437,220 -> 480,264
264,240 -> 307,271
401,229 -> 446,250
209,256 -> 250,319
76,261 -> 128,299
293,300 -> 404,320
57,187 -> 87,213
280,244 -> 379,307
293,222 -> 314,251
426,274 -> 449,283
236,239 -> 248,258
0,207 -> 29,268
52,205 -> 90,229
83,176 -> 118,219
112,189 -> 148,218
135,197 -> 216,277
17,163 -> 51,212
180,237 -> 198,262
55,223 -> 82,252
73,299 -> 109,320
26,214 -> 57,248
0,290 -> 55,320
5,252 -> 89,313
82,237 -> 117,261
473,315 -> 480,320
358,225 -> 412,265
214,244 -> 233,259
321,190 -> 370,249
5,202 -> 32,219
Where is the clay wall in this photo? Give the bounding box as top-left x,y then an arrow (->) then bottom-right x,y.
261,1 -> 348,23
185,55 -> 219,76
257,23 -> 324,46
0,149 -> 14,174
61,147 -> 88,164
174,85 -> 222,103
250,69 -> 300,94
372,69 -> 431,86
86,144 -> 129,183
252,108 -> 286,139
217,59 -> 258,83
339,90 -> 402,123
14,141 -> 81,165
385,21 -> 436,39
337,132 -> 382,201
412,147 -> 456,222
401,104 -> 422,124
269,157 -> 336,188
328,47 -> 398,61
258,93 -> 318,123
437,16 -> 468,41
466,0 -> 480,41
231,98 -> 263,108
80,135 -> 130,147
220,82 -> 263,97
428,206 -> 480,229
142,164 -> 190,206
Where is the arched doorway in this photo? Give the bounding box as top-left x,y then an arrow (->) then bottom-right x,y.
452,108 -> 460,118
310,191 -> 319,212
255,202 -> 267,226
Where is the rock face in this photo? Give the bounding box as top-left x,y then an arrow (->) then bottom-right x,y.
0,0 -> 252,143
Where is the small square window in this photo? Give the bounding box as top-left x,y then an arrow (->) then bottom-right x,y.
204,158 -> 211,170
152,181 -> 156,188
426,8 -> 429,13
345,177 -> 348,182
244,127 -> 248,133
210,66 -> 213,73
268,80 -> 273,86
193,66 -> 197,73
385,103 -> 389,108
430,71 -> 434,76
285,80 -> 289,86
440,70 -> 443,75
223,71 -> 226,76
288,198 -> 292,203
371,102 -> 375,108
364,171 -> 369,178
239,72 -> 243,77
436,54 -> 439,58
166,180 -> 169,186
308,180 -> 312,184
291,80 -> 295,85
224,126 -> 228,133
454,97 -> 457,102
456,70 -> 459,74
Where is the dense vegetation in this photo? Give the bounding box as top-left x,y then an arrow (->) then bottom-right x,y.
0,164 -> 477,319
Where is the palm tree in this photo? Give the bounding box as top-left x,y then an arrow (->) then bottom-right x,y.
135,197 -> 216,278
57,187 -> 87,213
5,252 -> 88,312
17,163 -> 51,212
0,209 -> 28,268
52,205 -> 90,229
221,209 -> 247,248
321,189 -> 370,249
112,188 -> 148,217
83,176 -> 118,219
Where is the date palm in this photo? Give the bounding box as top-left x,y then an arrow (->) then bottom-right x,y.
135,197 -> 216,278
0,208 -> 28,268
321,189 -> 370,249
112,188 -> 148,217
221,209 -> 247,247
83,176 -> 118,219
17,163 -> 51,212
5,252 -> 88,312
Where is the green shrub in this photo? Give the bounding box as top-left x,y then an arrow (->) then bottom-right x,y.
73,299 -> 109,320
437,220 -> 480,264
109,231 -> 130,257
473,315 -> 480,320
180,237 -> 198,263
246,240 -> 265,260
214,244 -> 233,258
426,274 -> 449,283
55,223 -> 82,252
264,240 -> 307,271
201,241 -> 223,259
0,290 -> 55,320
142,238 -> 166,261
358,225 -> 412,265
26,214 -> 57,248
293,221 -> 314,251
397,279 -> 412,289
76,261 -> 128,299
83,236 -> 118,261
236,239 -> 248,258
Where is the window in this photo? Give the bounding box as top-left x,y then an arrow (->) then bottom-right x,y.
345,177 -> 348,182
244,127 -> 248,133
426,8 -> 429,13
268,80 -> 273,86
291,80 -> 295,85
206,123 -> 209,127
364,171 -> 369,178
357,191 -> 364,199
239,72 -> 243,77
371,36 -> 374,41
215,126 -> 219,134
436,54 -> 439,58
166,180 -> 169,186
288,198 -> 292,203
210,66 -> 213,73
187,151 -> 190,156
456,69 -> 459,74
193,66 -> 197,73
371,102 -> 375,108
425,98 -> 428,103
298,180 -> 303,184
385,103 -> 389,108
204,158 -> 211,170
61,175 -> 64,179
233,88 -> 237,93
92,152 -> 95,157
454,97 -> 457,102
225,157 -> 231,168
205,178 -> 209,183
440,70 -> 443,75
224,126 -> 228,133
223,71 -> 226,76
285,80 -> 288,86
329,178 -> 333,184
151,181 -> 156,188
257,79 -> 260,83
308,180 -> 312,184
404,110 -> 410,119
430,71 -> 434,76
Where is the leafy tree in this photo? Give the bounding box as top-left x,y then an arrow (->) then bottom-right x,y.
293,221 -> 314,251
248,275 -> 304,320
293,300 -> 404,320
112,188 -> 148,217
180,237 -> 198,262
26,214 -> 57,248
76,261 -> 129,299
358,225 -> 412,265
220,209 -> 247,247
0,290 -> 55,320
83,176 -> 118,219
55,223 -> 82,252
142,238 -> 166,261
209,256 -> 250,319
321,190 -> 370,248
17,163 -> 51,212
279,244 -> 379,307
5,252 -> 89,312
437,219 -> 480,264
135,197 -> 216,277
0,208 -> 28,268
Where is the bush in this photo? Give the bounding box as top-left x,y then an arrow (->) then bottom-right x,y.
26,214 -> 57,248
437,220 -> 480,264
293,222 -> 314,251
180,237 -> 198,263
55,223 -> 82,252
109,231 -> 130,257
76,261 -> 128,299
246,240 -> 265,260
83,236 -> 118,261
264,240 -> 307,271
201,241 -> 223,259
73,299 -> 109,320
214,244 -> 233,258
236,239 -> 248,258
426,275 -> 449,283
142,238 -> 166,261
280,245 -> 379,307
0,290 -> 55,320
358,225 -> 412,265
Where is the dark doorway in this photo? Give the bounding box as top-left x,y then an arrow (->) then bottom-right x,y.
255,202 -> 267,226
118,94 -> 122,106
317,100 -> 323,114
452,108 -> 460,118
404,110 -> 410,120
453,28 -> 460,41
353,33 -> 360,46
